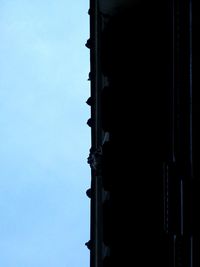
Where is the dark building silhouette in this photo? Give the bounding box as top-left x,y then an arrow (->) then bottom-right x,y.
86,0 -> 199,266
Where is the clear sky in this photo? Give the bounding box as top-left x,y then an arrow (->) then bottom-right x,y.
0,1 -> 90,266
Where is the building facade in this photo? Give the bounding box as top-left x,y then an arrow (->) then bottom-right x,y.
86,1 -> 199,266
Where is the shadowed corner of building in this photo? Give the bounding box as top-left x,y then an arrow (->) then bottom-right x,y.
84,0 -> 200,266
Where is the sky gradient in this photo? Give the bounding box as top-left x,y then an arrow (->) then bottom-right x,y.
0,1 -> 90,266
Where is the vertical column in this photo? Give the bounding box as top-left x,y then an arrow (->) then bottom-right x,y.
88,1 -> 104,267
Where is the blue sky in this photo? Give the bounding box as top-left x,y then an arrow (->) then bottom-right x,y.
0,1 -> 90,266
